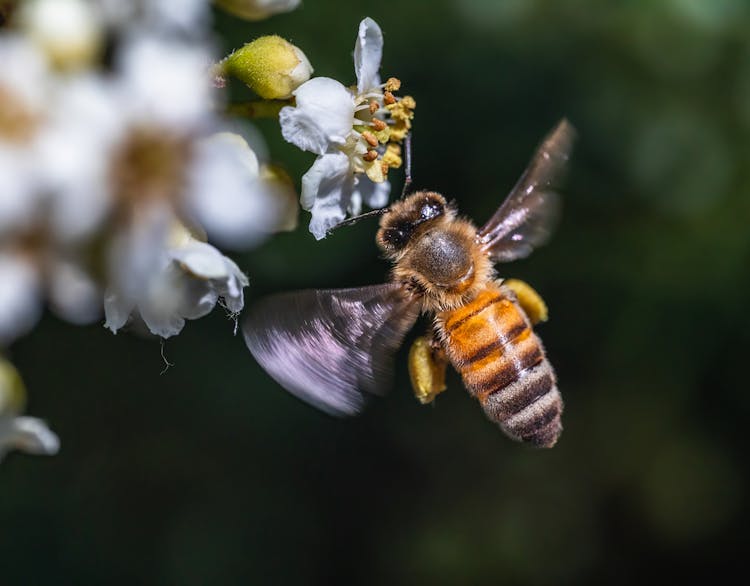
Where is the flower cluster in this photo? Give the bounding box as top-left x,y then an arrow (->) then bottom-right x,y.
0,0 -> 413,464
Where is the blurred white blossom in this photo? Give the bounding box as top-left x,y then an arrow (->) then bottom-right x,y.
0,36 -> 101,344
18,0 -> 105,70
104,218 -> 249,338
280,18 -> 413,239
188,132 -> 298,249
0,35 -> 50,236
0,357 -> 59,462
97,0 -> 211,36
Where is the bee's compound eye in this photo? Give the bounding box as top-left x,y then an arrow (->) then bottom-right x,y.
384,225 -> 410,249
420,198 -> 443,221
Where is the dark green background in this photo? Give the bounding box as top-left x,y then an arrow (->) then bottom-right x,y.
3,1 -> 749,584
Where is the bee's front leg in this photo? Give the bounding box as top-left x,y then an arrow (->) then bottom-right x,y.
502,279 -> 549,325
408,332 -> 448,405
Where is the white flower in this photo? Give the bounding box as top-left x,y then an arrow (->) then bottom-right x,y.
0,246 -> 101,346
18,0 -> 105,70
279,18 -> 413,239
0,254 -> 42,345
0,35 -> 50,237
187,132 -> 297,249
215,0 -> 301,21
0,39 -> 101,344
0,357 -> 59,463
96,0 -> 211,36
104,218 -> 249,338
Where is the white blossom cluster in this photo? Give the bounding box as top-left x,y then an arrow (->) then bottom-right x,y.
0,0 -> 411,463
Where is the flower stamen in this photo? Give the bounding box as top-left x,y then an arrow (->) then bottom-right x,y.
384,77 -> 401,92
361,130 -> 378,147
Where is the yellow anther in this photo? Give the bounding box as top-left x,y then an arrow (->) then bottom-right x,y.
383,91 -> 396,105
365,159 -> 386,183
361,130 -> 378,147
363,149 -> 378,162
371,118 -> 387,131
381,143 -> 402,168
388,121 -> 409,142
369,100 -> 379,114
384,77 -> 401,92
400,95 -> 416,109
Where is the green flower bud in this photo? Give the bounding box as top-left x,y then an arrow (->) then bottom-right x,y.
0,357 -> 26,417
215,0 -> 300,21
221,35 -> 312,100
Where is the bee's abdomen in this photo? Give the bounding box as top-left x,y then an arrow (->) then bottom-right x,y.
438,287 -> 563,447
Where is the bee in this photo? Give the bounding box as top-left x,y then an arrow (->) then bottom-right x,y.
243,120 -> 575,447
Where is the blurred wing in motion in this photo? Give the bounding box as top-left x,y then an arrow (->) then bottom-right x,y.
243,284 -> 420,417
477,119 -> 575,262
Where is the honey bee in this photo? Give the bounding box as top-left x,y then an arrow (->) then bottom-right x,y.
244,120 -> 575,447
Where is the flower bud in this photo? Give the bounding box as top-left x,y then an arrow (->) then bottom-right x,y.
0,356 -> 25,417
215,0 -> 301,21
221,35 -> 312,100
18,0 -> 103,71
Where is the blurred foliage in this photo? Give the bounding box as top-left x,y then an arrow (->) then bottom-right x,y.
2,0 -> 750,584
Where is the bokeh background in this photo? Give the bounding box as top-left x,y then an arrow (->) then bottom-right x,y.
2,0 -> 750,583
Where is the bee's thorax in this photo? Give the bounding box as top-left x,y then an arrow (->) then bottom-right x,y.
404,229 -> 473,287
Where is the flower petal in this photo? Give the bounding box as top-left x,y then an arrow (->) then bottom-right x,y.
211,256 -> 248,314
170,240 -> 230,280
356,174 -> 391,209
187,133 -> 284,249
48,259 -> 101,325
103,288 -> 134,334
117,36 -> 212,129
280,77 -> 354,155
354,17 -> 383,95
1,416 -> 60,457
0,254 -> 42,345
139,264 -> 188,338
178,280 -> 219,320
300,152 -> 355,239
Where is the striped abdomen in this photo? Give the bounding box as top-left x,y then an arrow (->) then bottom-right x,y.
437,284 -> 563,447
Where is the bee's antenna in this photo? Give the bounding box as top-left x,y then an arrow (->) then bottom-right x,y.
400,133 -> 413,199
328,207 -> 390,234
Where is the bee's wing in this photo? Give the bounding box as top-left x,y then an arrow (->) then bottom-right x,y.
477,119 -> 575,262
243,283 -> 420,417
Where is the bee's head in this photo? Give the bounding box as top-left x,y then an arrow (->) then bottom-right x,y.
377,191 -> 451,255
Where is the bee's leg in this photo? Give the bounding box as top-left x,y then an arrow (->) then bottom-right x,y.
408,333 -> 448,405
502,279 -> 549,325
